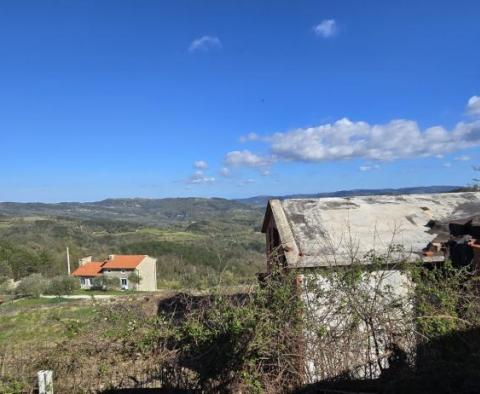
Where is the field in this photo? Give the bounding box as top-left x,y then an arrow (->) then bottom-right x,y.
0,297 -> 94,346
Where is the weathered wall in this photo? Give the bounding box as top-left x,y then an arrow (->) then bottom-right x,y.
299,269 -> 413,383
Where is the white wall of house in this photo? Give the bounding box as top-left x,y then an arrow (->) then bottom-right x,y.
136,256 -> 157,291
102,269 -> 136,290
100,257 -> 157,291
79,277 -> 94,289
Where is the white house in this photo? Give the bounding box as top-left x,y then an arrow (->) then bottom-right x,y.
71,254 -> 157,291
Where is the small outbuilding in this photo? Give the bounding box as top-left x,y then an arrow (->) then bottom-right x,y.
261,192 -> 480,382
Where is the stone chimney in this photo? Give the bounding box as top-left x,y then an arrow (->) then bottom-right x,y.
108,254 -> 115,261
78,256 -> 93,266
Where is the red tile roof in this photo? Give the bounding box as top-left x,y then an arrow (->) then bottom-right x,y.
71,262 -> 104,277
101,255 -> 146,270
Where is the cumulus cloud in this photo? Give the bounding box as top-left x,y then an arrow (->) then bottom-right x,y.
185,160 -> 215,184
186,170 -> 215,184
194,160 -> 208,170
313,19 -> 338,38
443,162 -> 452,168
239,132 -> 260,143
467,96 -> 480,117
189,35 -> 222,53
222,96 -> 480,175
268,118 -> 480,162
224,150 -> 273,169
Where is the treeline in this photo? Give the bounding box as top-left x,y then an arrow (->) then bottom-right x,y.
121,239 -> 263,288
0,241 -> 60,280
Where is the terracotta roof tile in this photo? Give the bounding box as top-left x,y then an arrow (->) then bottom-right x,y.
101,255 -> 146,269
71,262 -> 104,277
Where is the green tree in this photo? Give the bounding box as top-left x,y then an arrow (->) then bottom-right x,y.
127,271 -> 142,287
46,275 -> 80,296
15,273 -> 49,298
92,276 -> 120,291
0,261 -> 13,284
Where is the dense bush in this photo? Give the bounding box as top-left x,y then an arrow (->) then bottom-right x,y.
31,268 -> 302,393
15,273 -> 49,297
0,261 -> 13,284
46,275 -> 80,296
91,276 -> 120,291
127,271 -> 142,286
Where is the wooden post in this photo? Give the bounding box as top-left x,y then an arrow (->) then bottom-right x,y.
66,247 -> 71,275
38,370 -> 53,394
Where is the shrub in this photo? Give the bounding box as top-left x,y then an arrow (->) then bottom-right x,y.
15,273 -> 49,297
91,276 -> 120,291
46,275 -> 80,296
0,280 -> 14,295
127,271 -> 142,286
0,261 -> 13,284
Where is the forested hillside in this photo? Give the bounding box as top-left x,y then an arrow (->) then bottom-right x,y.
0,198 -> 265,288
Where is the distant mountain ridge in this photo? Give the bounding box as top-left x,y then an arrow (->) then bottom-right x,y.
0,197 -> 256,226
234,185 -> 462,207
0,186 -> 462,224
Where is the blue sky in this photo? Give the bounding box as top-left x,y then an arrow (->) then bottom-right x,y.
0,0 -> 479,202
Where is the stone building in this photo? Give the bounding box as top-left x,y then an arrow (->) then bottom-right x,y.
261,192 -> 480,382
71,254 -> 157,292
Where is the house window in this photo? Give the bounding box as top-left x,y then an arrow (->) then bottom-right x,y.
120,278 -> 128,290
121,269 -> 125,273
80,278 -> 85,285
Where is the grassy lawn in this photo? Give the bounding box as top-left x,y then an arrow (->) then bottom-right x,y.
0,296 -> 97,347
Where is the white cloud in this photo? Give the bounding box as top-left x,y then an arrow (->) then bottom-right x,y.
220,167 -> 230,177
467,96 -> 480,117
443,162 -> 452,168
268,117 -> 480,163
194,160 -> 208,170
313,19 -> 338,38
224,150 -> 273,169
239,132 -> 260,143
455,155 -> 471,161
186,170 -> 215,184
223,96 -> 480,174
186,161 -> 214,184
189,35 -> 222,53
359,164 -> 380,172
